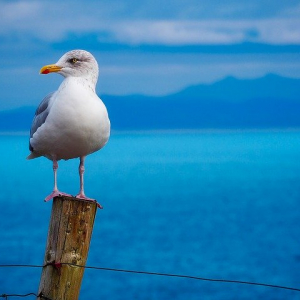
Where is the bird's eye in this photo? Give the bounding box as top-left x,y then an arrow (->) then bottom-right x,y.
70,58 -> 78,63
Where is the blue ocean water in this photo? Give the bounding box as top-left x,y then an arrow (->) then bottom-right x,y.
0,130 -> 300,299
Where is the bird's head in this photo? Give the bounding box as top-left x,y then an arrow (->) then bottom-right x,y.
40,50 -> 99,85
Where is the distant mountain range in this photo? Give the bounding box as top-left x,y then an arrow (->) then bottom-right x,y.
1,74 -> 300,132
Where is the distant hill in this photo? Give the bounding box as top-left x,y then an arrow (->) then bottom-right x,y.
103,74 -> 300,130
175,74 -> 300,102
1,74 -> 300,131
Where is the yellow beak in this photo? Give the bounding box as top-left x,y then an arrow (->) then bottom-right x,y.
40,64 -> 62,74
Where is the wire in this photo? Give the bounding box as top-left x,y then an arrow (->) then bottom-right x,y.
0,263 -> 299,293
0,294 -> 36,298
0,293 -> 52,299
0,265 -> 43,268
65,263 -> 300,292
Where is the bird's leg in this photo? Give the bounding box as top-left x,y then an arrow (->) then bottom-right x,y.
45,158 -> 71,202
76,156 -> 89,199
75,157 -> 102,208
53,158 -> 59,191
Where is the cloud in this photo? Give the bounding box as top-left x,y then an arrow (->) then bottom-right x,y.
111,21 -> 244,45
0,0 -> 299,104
0,1 -> 41,20
0,1 -> 300,47
108,19 -> 300,46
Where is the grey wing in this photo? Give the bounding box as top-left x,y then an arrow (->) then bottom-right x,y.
29,92 -> 55,151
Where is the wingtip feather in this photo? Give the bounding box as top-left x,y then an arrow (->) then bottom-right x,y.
27,153 -> 36,160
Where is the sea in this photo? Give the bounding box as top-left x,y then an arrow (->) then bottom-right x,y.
0,130 -> 299,300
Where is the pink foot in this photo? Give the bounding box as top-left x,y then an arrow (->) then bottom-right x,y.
44,190 -> 72,202
75,192 -> 94,201
75,193 -> 103,209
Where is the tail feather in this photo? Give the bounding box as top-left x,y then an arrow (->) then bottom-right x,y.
27,152 -> 41,160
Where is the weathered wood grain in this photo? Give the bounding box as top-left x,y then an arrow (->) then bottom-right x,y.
37,196 -> 98,300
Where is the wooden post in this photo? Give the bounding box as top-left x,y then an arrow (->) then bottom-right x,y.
37,196 -> 98,300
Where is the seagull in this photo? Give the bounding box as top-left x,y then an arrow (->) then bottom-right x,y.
27,50 -> 110,204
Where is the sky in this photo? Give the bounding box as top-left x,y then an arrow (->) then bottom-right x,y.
0,0 -> 300,110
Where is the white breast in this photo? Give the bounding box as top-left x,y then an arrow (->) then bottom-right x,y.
30,77 -> 110,160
